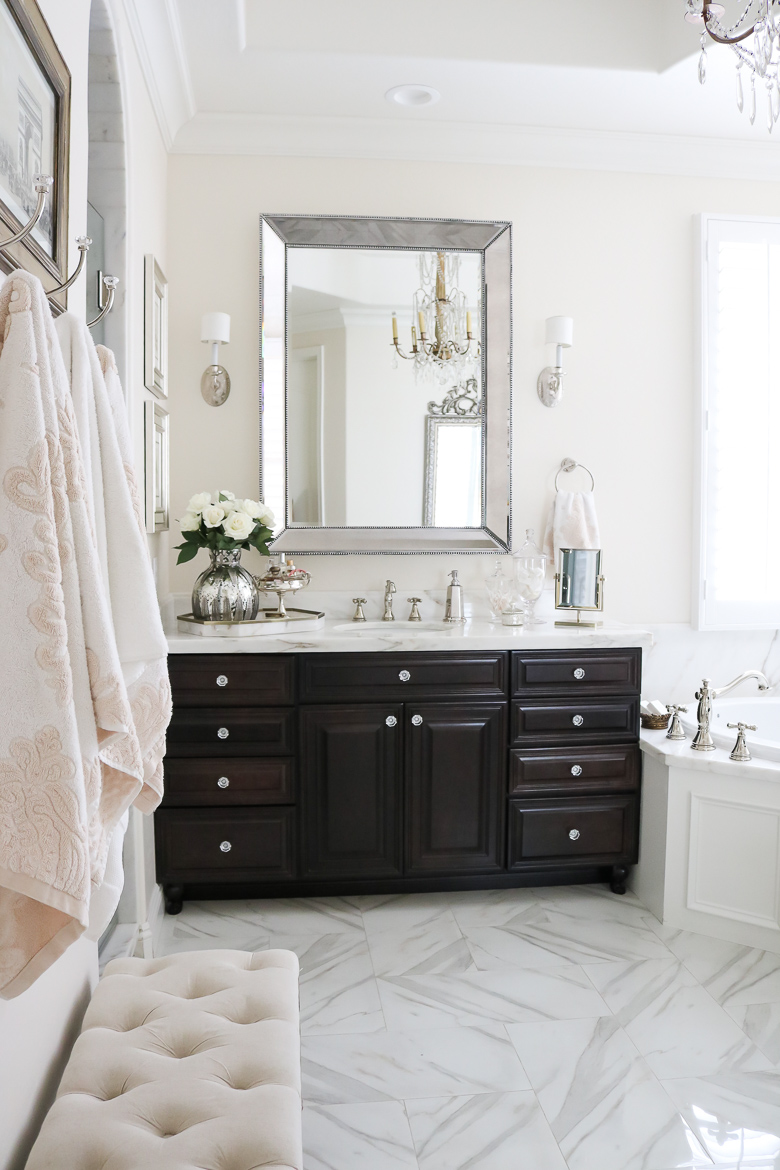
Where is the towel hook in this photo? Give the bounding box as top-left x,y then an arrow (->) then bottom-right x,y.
0,175 -> 53,257
554,458 -> 595,493
46,236 -> 91,298
87,275 -> 118,329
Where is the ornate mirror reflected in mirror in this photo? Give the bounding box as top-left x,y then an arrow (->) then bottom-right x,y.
260,214 -> 511,553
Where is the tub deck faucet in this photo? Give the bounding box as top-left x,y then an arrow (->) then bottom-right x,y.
383,580 -> 396,622
691,671 -> 771,752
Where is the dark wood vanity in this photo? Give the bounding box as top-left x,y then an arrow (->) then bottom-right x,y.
156,647 -> 641,913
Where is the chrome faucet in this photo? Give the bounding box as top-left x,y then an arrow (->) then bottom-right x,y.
382,580 -> 396,622
691,671 -> 771,752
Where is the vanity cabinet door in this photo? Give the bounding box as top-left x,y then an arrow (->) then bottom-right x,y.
405,703 -> 506,875
300,705 -> 403,879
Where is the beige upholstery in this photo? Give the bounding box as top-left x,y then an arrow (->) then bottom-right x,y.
26,949 -> 303,1170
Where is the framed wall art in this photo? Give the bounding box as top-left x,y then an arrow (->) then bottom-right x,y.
144,253 -> 168,398
0,0 -> 70,298
144,400 -> 169,533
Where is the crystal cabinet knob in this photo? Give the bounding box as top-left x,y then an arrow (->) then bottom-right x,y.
219,840 -> 232,852
218,727 -> 229,739
399,670 -> 411,682
569,829 -> 580,841
571,765 -> 582,777
411,714 -> 423,726
572,715 -> 584,727
385,715 -> 397,727
573,668 -> 585,680
216,674 -> 228,687
217,776 -> 230,788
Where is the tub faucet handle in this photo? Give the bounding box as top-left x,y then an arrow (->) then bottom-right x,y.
666,704 -> 688,742
726,721 -> 757,763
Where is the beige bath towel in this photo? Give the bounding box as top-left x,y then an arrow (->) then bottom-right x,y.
55,318 -> 170,937
543,489 -> 601,569
0,274 -> 144,997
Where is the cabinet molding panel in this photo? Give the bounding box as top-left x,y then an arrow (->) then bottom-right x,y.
512,650 -> 641,696
687,794 -> 780,931
300,652 -> 508,704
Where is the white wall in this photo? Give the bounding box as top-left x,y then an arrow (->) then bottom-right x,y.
166,154 -> 780,624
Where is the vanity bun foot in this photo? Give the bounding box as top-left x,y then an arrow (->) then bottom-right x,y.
164,883 -> 184,915
609,865 -> 629,895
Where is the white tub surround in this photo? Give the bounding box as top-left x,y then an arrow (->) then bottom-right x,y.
163,595 -> 651,656
636,729 -> 780,954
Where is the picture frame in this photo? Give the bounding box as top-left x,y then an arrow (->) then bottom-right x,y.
144,253 -> 168,398
0,0 -> 70,302
144,400 -> 169,533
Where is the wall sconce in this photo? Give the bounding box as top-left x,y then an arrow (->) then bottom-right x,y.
201,312 -> 231,406
537,316 -> 573,408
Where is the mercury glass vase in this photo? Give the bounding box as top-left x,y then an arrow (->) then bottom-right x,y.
191,549 -> 259,621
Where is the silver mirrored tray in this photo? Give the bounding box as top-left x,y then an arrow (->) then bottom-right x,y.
177,607 -> 325,638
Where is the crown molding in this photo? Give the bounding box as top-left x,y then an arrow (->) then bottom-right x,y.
122,0 -> 196,150
171,110 -> 780,183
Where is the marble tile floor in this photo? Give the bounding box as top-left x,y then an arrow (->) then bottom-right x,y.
156,885 -> 780,1170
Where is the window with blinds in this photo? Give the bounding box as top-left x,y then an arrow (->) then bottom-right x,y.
697,215 -> 780,629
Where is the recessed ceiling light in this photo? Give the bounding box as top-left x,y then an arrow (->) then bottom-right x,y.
385,84 -> 440,108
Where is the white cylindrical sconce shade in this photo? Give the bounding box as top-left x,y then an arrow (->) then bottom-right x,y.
201,311 -> 231,344
545,316 -> 573,348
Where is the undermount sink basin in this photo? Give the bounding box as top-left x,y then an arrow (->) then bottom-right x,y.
332,621 -> 454,634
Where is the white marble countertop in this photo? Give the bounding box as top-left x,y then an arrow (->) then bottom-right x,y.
164,595 -> 652,655
640,726 -> 780,780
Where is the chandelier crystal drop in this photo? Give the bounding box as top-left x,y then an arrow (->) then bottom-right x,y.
687,1 -> 780,131
391,251 -> 480,384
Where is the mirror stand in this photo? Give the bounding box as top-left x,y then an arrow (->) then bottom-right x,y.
554,547 -> 605,627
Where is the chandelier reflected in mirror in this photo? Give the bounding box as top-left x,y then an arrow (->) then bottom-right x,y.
688,1 -> 780,130
391,251 -> 480,383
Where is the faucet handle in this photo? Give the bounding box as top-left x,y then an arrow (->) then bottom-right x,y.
727,722 -> 757,731
667,704 -> 688,714
727,721 -> 757,762
407,597 -> 422,622
352,598 -> 367,623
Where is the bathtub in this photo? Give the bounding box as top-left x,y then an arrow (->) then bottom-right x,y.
681,694 -> 780,762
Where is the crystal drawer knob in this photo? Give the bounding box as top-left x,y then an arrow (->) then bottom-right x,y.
572,715 -> 584,727
573,668 -> 585,680
399,670 -> 411,682
411,714 -> 423,726
216,674 -> 228,687
385,715 -> 397,727
217,776 -> 230,788
571,765 -> 582,777
219,840 -> 232,852
218,727 -> 229,739
568,829 -> 580,841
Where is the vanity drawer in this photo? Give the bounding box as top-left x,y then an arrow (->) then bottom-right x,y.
168,654 -> 295,707
511,697 -> 639,746
509,745 -> 641,797
166,707 -> 295,757
507,796 -> 638,868
300,652 -> 508,703
512,650 -> 641,697
155,807 -> 296,880
161,758 -> 294,806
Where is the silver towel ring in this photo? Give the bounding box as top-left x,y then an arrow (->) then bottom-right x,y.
554,458 -> 595,493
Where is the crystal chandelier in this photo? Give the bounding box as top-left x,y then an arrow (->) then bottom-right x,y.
391,251 -> 479,382
687,1 -> 780,130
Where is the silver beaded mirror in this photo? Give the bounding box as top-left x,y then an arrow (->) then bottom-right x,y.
259,214 -> 512,553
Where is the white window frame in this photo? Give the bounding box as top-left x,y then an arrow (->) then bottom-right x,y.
695,212 -> 780,631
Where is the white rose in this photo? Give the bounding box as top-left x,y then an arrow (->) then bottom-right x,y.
257,504 -> 275,527
218,490 -> 236,502
237,498 -> 262,519
180,512 -> 200,532
223,510 -> 254,541
187,491 -> 212,513
201,505 -> 226,528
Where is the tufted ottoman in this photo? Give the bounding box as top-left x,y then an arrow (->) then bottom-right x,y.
25,949 -> 303,1170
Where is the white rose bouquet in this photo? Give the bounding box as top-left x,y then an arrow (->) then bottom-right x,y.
175,491 -> 275,564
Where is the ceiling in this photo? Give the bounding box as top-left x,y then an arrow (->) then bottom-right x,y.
122,0 -> 780,180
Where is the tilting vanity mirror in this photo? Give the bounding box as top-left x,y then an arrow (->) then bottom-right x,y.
260,215 -> 512,553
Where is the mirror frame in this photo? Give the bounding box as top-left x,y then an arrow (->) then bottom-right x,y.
259,213 -> 512,554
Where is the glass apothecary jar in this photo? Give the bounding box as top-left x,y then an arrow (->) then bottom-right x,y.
485,561 -> 512,621
511,529 -> 547,626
